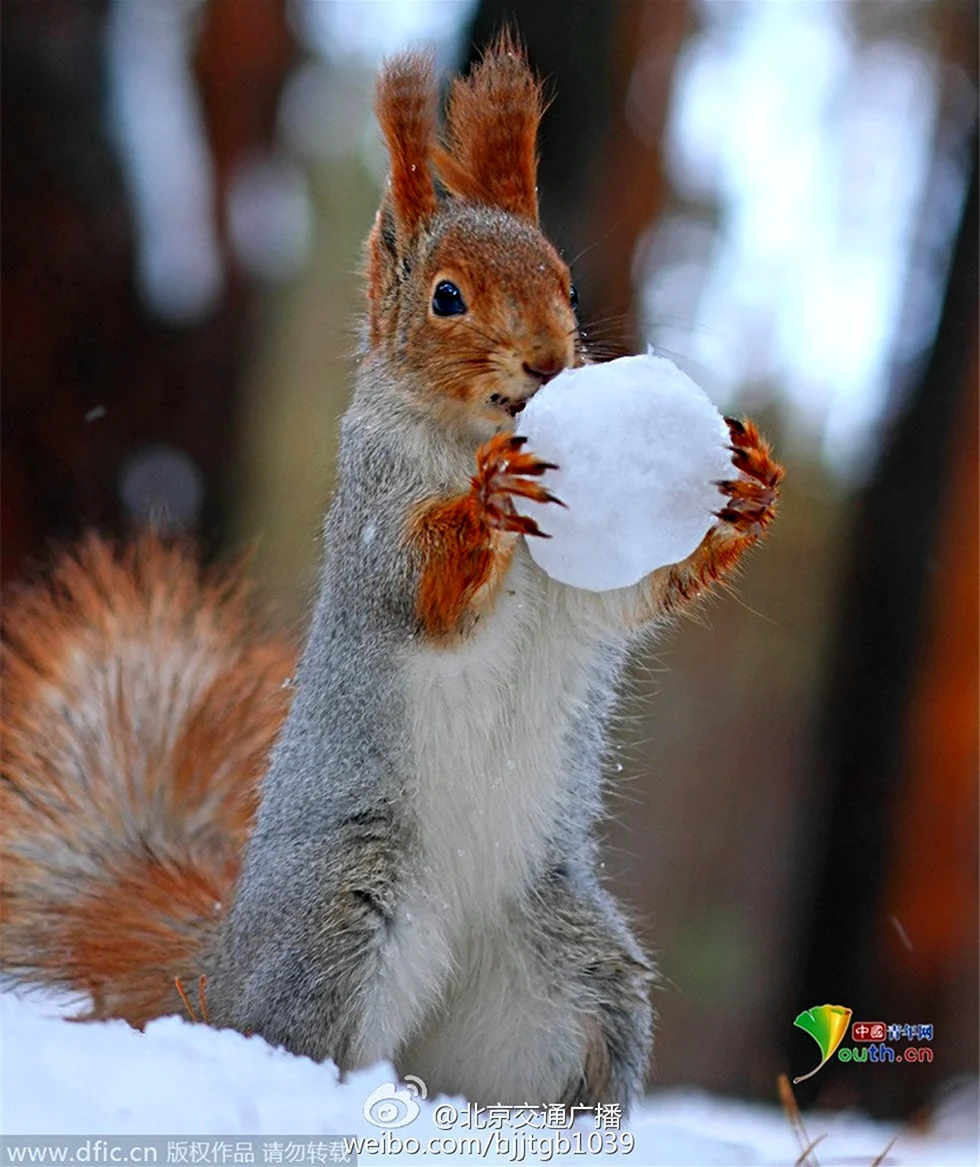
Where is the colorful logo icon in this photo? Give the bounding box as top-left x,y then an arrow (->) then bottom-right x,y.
793,1004 -> 853,1083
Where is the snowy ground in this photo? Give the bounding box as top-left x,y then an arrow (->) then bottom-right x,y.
2,992 -> 976,1167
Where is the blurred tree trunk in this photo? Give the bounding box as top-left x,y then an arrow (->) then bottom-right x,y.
192,0 -> 296,253
793,132 -> 978,1117
0,0 -> 296,581
876,336 -> 978,1116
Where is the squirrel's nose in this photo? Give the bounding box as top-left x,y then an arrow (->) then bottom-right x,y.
522,355 -> 567,386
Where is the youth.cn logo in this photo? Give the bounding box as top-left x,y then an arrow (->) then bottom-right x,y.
792,1003 -> 853,1083
793,1005 -> 935,1080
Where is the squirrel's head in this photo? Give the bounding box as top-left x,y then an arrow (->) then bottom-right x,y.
366,33 -> 580,434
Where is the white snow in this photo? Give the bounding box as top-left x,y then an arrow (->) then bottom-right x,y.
2,991 -> 976,1166
514,353 -> 733,591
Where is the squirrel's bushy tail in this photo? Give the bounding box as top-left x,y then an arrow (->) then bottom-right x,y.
1,533 -> 296,1027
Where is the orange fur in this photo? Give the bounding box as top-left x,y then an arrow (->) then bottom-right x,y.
411,494 -> 506,639
403,219 -> 578,413
367,52 -> 440,345
1,532 -> 296,1025
174,976 -> 199,1023
410,434 -> 559,638
434,30 -> 545,222
374,50 -> 439,236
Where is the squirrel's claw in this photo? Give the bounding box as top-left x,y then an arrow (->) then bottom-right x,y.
713,418 -> 783,538
498,476 -> 566,507
473,432 -> 562,539
492,435 -> 559,479
725,417 -> 782,490
490,509 -> 552,539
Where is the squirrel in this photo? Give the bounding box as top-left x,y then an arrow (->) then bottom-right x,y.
0,36 -> 782,1111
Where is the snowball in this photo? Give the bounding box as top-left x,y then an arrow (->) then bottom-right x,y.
513,353 -> 733,592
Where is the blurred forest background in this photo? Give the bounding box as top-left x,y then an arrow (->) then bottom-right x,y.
2,0 -> 977,1123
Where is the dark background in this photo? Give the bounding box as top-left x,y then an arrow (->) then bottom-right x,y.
3,0 -> 976,1121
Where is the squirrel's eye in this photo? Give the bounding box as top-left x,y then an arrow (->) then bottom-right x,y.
431,280 -> 467,317
569,283 -> 579,312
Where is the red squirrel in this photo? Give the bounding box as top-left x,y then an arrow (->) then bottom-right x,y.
1,36 -> 782,1109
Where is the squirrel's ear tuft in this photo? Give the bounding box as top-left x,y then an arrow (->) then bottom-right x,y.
375,50 -> 439,238
368,51 -> 439,343
434,30 -> 545,223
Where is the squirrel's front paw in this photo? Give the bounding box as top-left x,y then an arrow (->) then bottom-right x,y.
713,417 -> 783,539
472,433 -> 564,537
